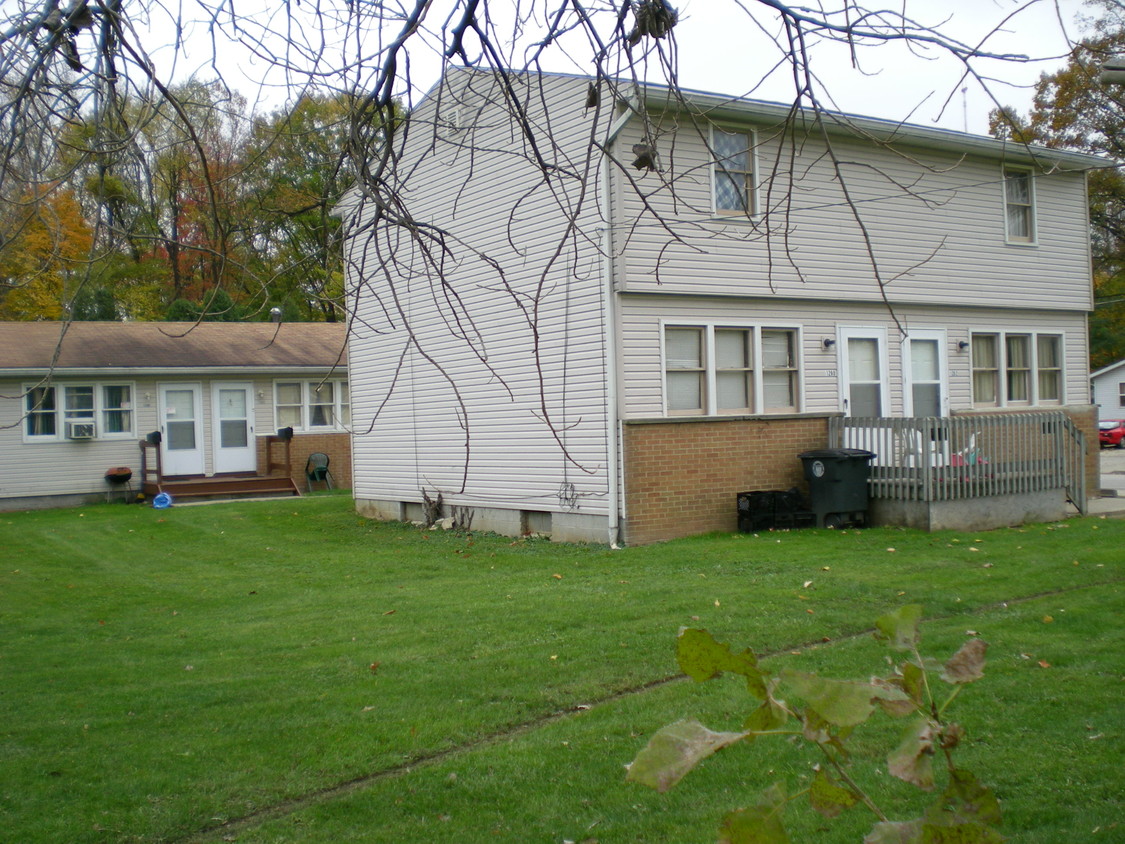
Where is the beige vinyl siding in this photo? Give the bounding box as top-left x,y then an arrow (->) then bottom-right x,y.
346,71 -> 613,515
608,119 -> 1092,311
618,296 -> 1089,419
0,374 -> 335,502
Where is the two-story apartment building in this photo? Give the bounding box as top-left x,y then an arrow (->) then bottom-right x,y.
341,69 -> 1099,544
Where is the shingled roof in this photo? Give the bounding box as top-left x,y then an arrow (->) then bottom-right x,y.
0,322 -> 347,373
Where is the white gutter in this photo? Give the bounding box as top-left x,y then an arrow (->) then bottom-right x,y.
639,87 -> 1106,172
600,96 -> 637,548
2,366 -> 345,378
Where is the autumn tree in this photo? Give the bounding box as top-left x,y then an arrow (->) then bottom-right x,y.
244,94 -> 359,321
991,0 -> 1125,369
0,185 -> 93,319
1,0 -> 1086,331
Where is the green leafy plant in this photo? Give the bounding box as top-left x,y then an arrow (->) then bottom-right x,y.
626,605 -> 1002,843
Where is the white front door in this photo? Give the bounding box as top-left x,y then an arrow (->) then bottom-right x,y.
903,330 -> 948,417
212,382 -> 256,473
839,327 -> 889,417
159,384 -> 204,476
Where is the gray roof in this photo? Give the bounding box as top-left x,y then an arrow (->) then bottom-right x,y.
0,321 -> 347,374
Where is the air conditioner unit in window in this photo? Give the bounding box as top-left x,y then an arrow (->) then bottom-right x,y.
66,420 -> 96,440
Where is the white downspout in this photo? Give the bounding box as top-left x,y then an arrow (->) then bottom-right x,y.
600,100 -> 636,548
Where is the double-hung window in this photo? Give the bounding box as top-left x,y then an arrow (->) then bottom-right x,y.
664,325 -> 799,415
23,382 -> 133,440
274,380 -> 350,431
971,332 -> 1062,406
1004,168 -> 1035,244
713,129 -> 756,216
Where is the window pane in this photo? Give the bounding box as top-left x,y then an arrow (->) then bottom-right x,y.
309,404 -> 333,427
667,371 -> 702,411
1006,335 -> 1030,402
763,371 -> 795,409
715,173 -> 746,212
762,330 -> 793,368
26,386 -> 56,436
276,383 -> 301,405
912,384 -> 941,417
167,420 -> 196,450
277,406 -> 302,428
64,386 -> 94,417
220,419 -> 248,448
714,130 -> 751,213
714,131 -> 748,169
715,330 -> 748,368
339,382 -> 350,426
848,338 -> 879,381
218,389 -> 247,419
716,372 -> 748,410
666,328 -> 702,368
1037,335 -> 1060,368
1006,172 -> 1030,204
973,371 -> 998,404
972,335 -> 997,369
850,383 -> 881,417
1038,370 -> 1060,401
910,339 -> 939,381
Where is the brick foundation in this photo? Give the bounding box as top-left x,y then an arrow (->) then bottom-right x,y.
255,432 -> 351,490
622,415 -> 831,545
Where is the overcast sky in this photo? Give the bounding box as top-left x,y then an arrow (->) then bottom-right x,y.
159,0 -> 1090,134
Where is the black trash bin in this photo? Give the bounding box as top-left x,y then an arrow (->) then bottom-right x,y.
798,448 -> 876,528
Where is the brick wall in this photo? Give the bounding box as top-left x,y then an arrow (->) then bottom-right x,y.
255,432 -> 352,490
622,415 -> 831,545
1064,405 -> 1099,497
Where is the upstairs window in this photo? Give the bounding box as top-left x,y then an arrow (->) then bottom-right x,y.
1004,168 -> 1035,244
713,129 -> 756,216
664,325 -> 799,415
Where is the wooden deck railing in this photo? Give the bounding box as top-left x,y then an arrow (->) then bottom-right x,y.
828,411 -> 1087,515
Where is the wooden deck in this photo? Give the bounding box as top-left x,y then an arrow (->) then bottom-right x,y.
139,435 -> 301,501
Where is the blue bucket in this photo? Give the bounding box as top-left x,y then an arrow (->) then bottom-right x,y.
152,492 -> 173,509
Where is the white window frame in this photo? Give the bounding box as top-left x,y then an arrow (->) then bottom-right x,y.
273,379 -> 350,432
662,322 -> 801,416
711,127 -> 759,218
970,331 -> 1064,407
22,382 -> 136,442
1003,167 -> 1036,245
1119,381 -> 1125,409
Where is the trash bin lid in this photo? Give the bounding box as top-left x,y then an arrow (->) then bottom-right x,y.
798,448 -> 877,460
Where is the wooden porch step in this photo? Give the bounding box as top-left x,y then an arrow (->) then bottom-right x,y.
143,475 -> 301,499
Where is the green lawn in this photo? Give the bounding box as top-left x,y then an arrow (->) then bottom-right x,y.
0,494 -> 1121,843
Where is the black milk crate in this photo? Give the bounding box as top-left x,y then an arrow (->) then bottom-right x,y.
737,488 -> 815,532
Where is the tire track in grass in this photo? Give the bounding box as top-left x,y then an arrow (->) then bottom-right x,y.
182,577 -> 1124,843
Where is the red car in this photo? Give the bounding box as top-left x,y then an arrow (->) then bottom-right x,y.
1099,419 -> 1125,448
